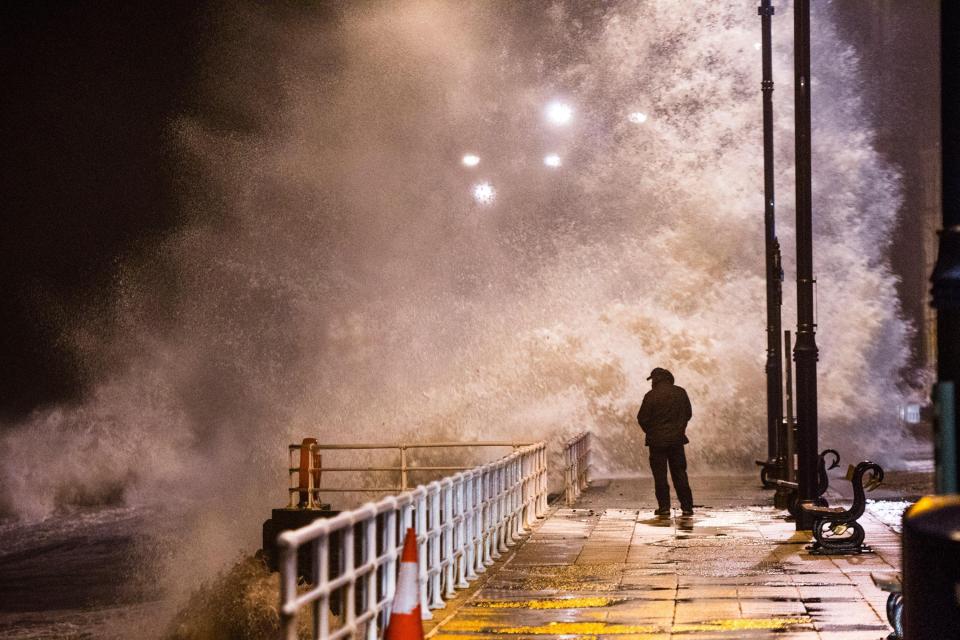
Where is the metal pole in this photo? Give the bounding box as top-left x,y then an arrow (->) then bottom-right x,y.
792,0 -> 819,530
306,445 -> 317,510
278,537 -> 299,640
933,1 -> 960,494
759,0 -> 785,479
774,328 -> 796,510
784,330 -> 796,483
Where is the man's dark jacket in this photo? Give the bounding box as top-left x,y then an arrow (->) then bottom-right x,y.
637,380 -> 692,447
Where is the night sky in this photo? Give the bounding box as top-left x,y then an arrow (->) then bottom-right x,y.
1,2 -> 203,419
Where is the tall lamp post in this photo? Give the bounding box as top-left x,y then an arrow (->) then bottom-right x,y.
758,0 -> 786,492
792,0 -> 819,530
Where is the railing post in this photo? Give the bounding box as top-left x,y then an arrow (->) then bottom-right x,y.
481,467 -> 493,562
428,484 -> 444,609
311,539 -> 320,640
509,458 -> 517,533
343,525 -> 356,630
383,500 -> 399,630
442,480 -> 456,597
537,445 -> 544,514
400,446 -> 408,491
481,467 -> 494,566
288,445 -> 299,509
519,452 -> 530,528
306,444 -> 317,510
414,491 -> 431,619
574,441 -> 580,502
364,518 -> 378,640
530,449 -> 540,526
454,475 -> 470,587
501,462 -> 512,549
493,464 -> 506,556
402,502 -> 414,540
493,464 -> 504,554
279,536 -> 299,640
563,433 -> 591,506
528,449 -> 538,523
520,456 -> 526,529
540,445 -> 550,516
466,472 -> 481,577
574,440 -> 581,500
317,536 -> 330,639
540,445 -> 548,515
573,439 -> 579,501
579,434 -> 589,491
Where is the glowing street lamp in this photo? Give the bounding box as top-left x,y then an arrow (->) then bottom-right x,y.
472,182 -> 495,205
628,111 -> 648,124
543,154 -> 562,168
462,154 -> 480,167
545,101 -> 573,126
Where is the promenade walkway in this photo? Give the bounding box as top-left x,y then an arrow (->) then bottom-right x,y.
424,474 -> 920,639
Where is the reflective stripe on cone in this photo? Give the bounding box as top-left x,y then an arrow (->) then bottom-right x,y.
385,527 -> 424,640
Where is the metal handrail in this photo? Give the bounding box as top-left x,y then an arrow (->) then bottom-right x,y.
564,432 -> 591,505
287,441 -> 533,506
294,442 -> 533,449
277,442 -> 549,640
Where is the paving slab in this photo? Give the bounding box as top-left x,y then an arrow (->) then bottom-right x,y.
427,474 -> 913,639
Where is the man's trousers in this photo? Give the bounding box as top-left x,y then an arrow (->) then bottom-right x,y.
648,444 -> 694,511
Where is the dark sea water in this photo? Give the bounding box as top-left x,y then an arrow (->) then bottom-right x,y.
0,506 -> 168,639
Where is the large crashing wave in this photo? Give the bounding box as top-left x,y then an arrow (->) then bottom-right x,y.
0,0 -> 912,605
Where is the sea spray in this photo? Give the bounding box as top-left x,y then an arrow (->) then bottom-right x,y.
163,554 -> 304,640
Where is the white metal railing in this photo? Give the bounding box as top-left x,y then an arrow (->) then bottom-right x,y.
564,431 -> 591,505
287,441 -> 535,508
277,442 -> 548,640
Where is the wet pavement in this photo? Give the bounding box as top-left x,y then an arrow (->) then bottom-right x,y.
425,474 -> 922,639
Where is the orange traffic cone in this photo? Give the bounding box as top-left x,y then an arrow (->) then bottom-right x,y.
385,527 -> 424,640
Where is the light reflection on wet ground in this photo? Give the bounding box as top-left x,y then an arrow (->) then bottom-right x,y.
428,475 -> 911,639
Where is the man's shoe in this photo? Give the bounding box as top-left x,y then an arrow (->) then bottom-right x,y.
654,508 -> 671,517
681,509 -> 694,517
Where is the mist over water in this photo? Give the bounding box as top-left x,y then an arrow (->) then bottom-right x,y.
1,0 -> 917,616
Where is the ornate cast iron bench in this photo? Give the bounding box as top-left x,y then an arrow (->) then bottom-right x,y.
772,448 -> 840,519
800,460 -> 884,555
871,572 -> 903,640
756,458 -> 778,489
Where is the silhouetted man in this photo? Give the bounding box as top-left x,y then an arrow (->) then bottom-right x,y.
637,367 -> 694,517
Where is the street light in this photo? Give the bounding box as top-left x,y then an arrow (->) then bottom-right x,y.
462,154 -> 480,167
545,101 -> 573,126
472,182 -> 495,205
792,0 -> 820,530
543,154 -> 562,167
757,0 -> 786,503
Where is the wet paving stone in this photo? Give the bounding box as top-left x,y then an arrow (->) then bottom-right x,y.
426,475 -> 906,639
